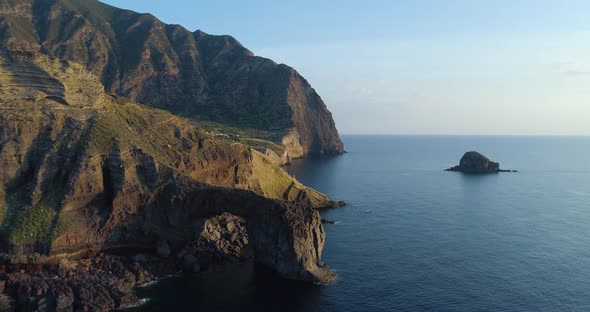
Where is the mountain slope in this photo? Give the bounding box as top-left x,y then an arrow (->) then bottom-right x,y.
0,0 -> 344,159
0,50 -> 336,282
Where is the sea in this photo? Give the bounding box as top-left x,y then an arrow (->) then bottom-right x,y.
133,135 -> 590,311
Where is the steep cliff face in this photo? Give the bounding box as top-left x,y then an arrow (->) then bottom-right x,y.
0,51 -> 335,282
0,0 -> 344,157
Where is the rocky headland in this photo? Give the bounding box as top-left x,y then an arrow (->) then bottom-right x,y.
445,151 -> 517,173
0,0 -> 347,306
0,50 -> 340,310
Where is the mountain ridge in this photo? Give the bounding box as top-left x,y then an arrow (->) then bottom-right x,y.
1,0 -> 344,160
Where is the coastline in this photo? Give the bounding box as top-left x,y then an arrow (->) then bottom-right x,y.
0,197 -> 345,311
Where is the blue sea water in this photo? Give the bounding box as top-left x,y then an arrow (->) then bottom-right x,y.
135,135 -> 590,311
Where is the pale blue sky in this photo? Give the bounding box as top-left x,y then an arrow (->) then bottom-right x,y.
102,0 -> 590,135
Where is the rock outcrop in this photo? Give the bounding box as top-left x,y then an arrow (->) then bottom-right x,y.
0,254 -> 159,311
445,151 -> 517,173
0,0 -> 344,158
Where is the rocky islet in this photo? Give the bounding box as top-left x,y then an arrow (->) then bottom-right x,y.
446,151 -> 517,173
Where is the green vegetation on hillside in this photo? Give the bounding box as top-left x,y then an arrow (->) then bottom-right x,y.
192,118 -> 288,155
5,203 -> 59,244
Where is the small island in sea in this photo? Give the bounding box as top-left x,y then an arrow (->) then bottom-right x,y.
446,151 -> 518,174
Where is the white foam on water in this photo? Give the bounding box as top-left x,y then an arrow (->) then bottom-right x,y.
138,280 -> 158,288
121,297 -> 152,309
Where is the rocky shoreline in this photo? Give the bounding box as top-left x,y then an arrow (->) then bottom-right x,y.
0,254 -> 159,311
0,235 -> 257,311
0,207 -> 337,311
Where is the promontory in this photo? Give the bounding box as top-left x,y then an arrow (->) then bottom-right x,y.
0,0 -> 344,310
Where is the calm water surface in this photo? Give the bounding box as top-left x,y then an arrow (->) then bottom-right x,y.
136,135 -> 590,311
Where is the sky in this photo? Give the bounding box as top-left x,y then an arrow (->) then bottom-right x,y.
101,0 -> 590,135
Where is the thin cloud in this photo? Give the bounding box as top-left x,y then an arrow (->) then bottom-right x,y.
561,69 -> 590,77
554,61 -> 590,77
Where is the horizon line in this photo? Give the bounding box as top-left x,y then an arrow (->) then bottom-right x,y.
339,133 -> 590,138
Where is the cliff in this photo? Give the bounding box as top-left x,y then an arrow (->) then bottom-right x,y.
0,51 -> 336,289
0,2 -> 347,308
0,0 -> 344,158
